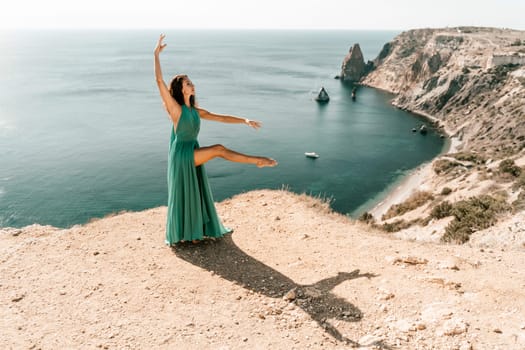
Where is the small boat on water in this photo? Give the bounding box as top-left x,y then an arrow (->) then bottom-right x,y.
315,87 -> 330,103
305,152 -> 320,159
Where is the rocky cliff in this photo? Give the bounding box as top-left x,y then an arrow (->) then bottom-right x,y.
360,27 -> 525,244
363,27 -> 525,157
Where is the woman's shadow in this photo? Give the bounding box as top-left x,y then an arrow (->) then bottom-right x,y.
172,234 -> 382,346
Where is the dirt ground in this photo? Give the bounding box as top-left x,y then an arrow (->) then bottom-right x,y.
1,189 -> 525,349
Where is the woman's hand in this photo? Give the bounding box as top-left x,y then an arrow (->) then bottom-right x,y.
245,119 -> 261,130
154,34 -> 167,56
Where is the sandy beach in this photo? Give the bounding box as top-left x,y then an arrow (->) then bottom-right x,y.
368,127 -> 461,220
369,161 -> 434,219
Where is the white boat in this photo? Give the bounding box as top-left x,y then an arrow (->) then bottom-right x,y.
305,152 -> 319,159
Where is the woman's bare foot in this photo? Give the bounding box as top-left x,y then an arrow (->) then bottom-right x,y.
256,157 -> 278,168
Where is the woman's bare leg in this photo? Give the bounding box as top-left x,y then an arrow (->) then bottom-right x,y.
194,144 -> 277,167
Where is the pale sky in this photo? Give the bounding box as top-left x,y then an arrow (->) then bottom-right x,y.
1,0 -> 524,30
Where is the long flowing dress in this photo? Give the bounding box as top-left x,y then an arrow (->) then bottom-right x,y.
166,105 -> 232,244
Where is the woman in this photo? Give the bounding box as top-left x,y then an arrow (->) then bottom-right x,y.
154,34 -> 277,245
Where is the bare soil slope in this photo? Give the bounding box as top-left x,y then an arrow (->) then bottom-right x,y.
2,190 -> 524,349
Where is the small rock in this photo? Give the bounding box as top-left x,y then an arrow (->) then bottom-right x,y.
243,337 -> 248,342
424,277 -> 462,290
93,251 -> 100,256
394,256 -> 428,265
437,257 -> 460,270
283,288 -> 297,301
493,328 -> 502,334
12,229 -> 22,237
11,294 -> 25,302
416,322 -> 427,331
378,292 -> 395,301
359,334 -> 383,347
303,287 -> 322,299
275,216 -> 280,220
439,318 -> 468,336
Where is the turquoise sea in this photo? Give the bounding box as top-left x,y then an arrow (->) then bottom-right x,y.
0,30 -> 445,228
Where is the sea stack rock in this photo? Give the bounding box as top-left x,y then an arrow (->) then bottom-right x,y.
341,43 -> 366,82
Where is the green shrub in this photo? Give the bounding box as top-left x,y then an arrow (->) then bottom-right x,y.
398,45 -> 417,58
418,216 -> 432,226
430,201 -> 453,219
433,159 -> 461,175
358,212 -> 375,224
512,190 -> 525,213
441,195 -> 510,244
513,171 -> 525,190
435,35 -> 464,45
441,187 -> 452,195
382,219 -> 411,232
499,159 -> 522,177
382,191 -> 434,220
449,152 -> 486,164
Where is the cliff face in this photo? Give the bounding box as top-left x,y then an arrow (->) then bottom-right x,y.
359,27 -> 525,244
362,27 -> 525,158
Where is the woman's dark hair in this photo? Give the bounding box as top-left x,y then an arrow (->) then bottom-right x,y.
169,74 -> 195,107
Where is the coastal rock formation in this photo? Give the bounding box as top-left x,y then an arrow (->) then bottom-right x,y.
362,27 -> 525,157
362,27 -> 525,244
340,43 -> 367,82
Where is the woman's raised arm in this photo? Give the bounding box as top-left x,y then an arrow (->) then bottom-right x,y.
197,108 -> 262,130
154,34 -> 181,124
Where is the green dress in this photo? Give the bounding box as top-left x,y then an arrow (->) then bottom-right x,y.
166,105 -> 232,245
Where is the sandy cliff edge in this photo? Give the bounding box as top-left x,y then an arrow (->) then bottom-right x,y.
2,189 -> 525,349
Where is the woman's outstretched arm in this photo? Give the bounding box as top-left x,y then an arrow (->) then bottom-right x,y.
197,108 -> 262,130
154,34 -> 181,124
